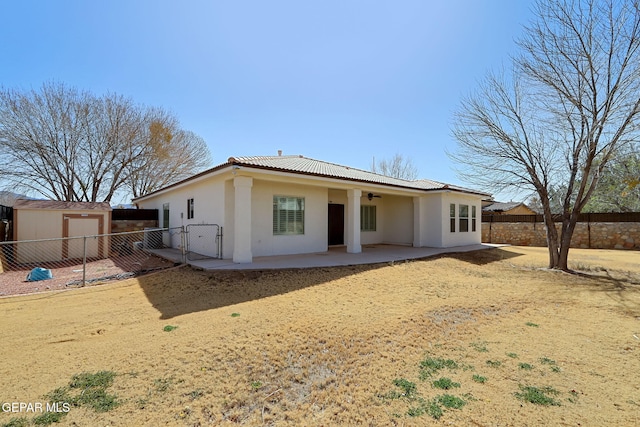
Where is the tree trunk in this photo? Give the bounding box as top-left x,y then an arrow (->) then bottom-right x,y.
539,192 -> 560,269
557,216 -> 578,271
558,238 -> 571,271
544,218 -> 560,269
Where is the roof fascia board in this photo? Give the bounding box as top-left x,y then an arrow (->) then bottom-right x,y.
133,164 -> 232,201
237,167 -> 488,197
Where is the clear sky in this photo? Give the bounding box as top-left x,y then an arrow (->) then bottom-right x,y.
1,0 -> 534,204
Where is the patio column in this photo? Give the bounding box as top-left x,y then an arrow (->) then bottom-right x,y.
413,196 -> 425,247
233,176 -> 253,263
346,188 -> 362,253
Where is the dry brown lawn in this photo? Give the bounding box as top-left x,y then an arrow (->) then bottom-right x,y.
1,246 -> 639,426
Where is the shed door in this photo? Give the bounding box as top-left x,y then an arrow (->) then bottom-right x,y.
67,218 -> 100,259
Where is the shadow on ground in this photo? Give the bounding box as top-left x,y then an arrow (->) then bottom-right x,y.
138,263 -> 387,319
138,248 -> 522,319
435,247 -> 523,266
568,269 -> 640,317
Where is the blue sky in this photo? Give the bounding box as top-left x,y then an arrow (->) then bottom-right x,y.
1,0 -> 533,203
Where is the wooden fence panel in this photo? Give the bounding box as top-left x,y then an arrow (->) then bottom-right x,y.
112,209 -> 158,221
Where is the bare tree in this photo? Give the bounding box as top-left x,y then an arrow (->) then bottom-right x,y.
0,191 -> 20,206
583,146 -> 640,212
451,0 -> 640,270
0,82 -> 212,202
371,153 -> 419,180
126,110 -> 211,198
0,83 -> 89,201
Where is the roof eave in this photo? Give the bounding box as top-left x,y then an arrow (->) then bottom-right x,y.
229,160 -> 428,192
132,161 -> 233,202
134,157 -> 490,201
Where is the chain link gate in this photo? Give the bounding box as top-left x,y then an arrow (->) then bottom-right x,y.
185,224 -> 222,261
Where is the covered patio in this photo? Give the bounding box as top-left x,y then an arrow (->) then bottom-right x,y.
150,243 -> 497,271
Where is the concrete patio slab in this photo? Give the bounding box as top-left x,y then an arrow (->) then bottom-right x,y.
150,244 -> 499,271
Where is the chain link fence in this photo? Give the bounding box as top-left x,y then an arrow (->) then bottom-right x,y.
0,228 -> 183,296
0,225 -> 224,296
186,224 -> 222,260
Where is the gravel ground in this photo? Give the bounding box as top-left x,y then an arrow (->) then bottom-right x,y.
0,252 -> 176,297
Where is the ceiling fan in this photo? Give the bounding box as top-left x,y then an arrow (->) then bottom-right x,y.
367,192 -> 382,201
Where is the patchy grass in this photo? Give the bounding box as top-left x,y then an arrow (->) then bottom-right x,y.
437,394 -> 467,409
515,385 -> 562,406
32,412 -> 65,426
472,374 -> 487,384
419,356 -> 459,380
432,377 -> 461,390
27,371 -> 119,425
69,371 -> 115,390
470,341 -> 489,352
391,378 -> 417,398
153,377 -> 174,393
1,418 -> 29,427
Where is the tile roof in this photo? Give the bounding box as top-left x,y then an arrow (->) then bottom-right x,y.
229,155 -> 487,195
13,200 -> 112,211
134,154 -> 489,200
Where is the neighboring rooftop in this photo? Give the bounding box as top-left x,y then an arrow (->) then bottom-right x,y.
482,201 -> 535,213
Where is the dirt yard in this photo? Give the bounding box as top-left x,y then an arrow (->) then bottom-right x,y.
1,246 -> 639,426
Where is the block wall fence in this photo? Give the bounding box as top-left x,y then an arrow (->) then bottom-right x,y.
482,221 -> 639,249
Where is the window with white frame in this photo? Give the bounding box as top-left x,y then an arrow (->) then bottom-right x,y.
450,203 -> 456,232
360,205 -> 376,231
187,198 -> 195,219
472,205 -> 477,232
459,204 -> 469,232
162,203 -> 170,228
273,196 -> 305,235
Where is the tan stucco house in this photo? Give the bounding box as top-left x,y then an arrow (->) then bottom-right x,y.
133,155 -> 489,263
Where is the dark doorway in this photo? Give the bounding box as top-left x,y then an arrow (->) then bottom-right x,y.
328,204 -> 344,245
